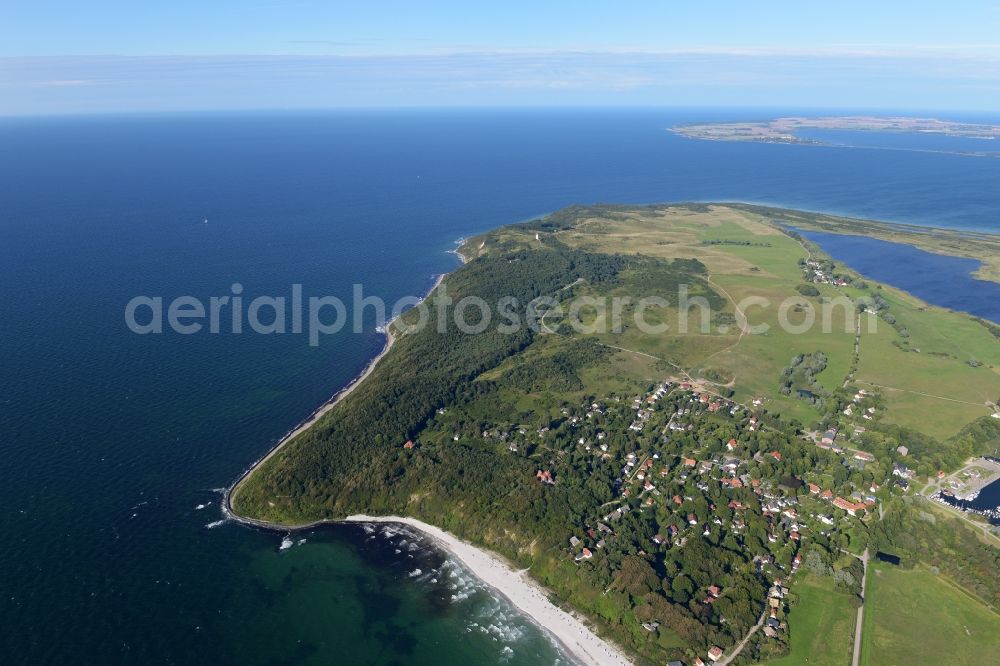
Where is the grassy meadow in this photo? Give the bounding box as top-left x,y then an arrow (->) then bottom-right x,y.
861,565 -> 1000,666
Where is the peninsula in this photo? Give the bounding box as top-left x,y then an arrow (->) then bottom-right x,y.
672,116 -> 1000,153
230,204 -> 1000,665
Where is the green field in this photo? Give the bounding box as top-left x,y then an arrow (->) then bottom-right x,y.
765,574 -> 855,666
861,565 -> 1000,666
547,204 -> 998,439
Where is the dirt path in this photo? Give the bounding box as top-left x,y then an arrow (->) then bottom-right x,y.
696,273 -> 751,376
855,381 -> 987,407
716,609 -> 767,666
851,548 -> 870,666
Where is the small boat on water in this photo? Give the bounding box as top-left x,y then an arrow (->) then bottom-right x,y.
279,535 -> 294,551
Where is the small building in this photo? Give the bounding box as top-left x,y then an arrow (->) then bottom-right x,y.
833,497 -> 866,516
892,463 -> 916,480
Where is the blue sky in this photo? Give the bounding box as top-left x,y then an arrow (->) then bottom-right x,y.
2,1 -> 1000,114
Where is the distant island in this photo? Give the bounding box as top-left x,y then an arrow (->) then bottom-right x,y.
229,204 -> 1000,666
672,116 -> 1000,150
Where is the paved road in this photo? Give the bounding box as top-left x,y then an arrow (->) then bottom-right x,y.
851,548 -> 870,666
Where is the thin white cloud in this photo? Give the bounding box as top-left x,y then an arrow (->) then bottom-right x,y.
2,50 -> 1000,114
32,79 -> 96,87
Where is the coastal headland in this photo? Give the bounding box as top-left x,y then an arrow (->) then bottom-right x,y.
228,203 -> 1000,665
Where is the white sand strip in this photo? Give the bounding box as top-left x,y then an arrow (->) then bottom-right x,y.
343,515 -> 633,666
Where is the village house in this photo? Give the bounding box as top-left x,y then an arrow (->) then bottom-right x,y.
536,469 -> 555,485
833,496 -> 866,516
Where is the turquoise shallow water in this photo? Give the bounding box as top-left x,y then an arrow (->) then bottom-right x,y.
1,109 -> 998,665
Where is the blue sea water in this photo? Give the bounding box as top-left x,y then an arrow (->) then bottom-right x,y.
2,109 -> 999,665
795,127 -> 1000,157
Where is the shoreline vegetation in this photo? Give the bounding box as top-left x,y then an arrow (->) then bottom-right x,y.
227,203 -> 1000,665
222,242 -> 634,664
225,266 -> 458,529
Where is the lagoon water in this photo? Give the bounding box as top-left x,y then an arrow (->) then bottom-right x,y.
2,110 -> 1000,665
794,230 -> 1000,323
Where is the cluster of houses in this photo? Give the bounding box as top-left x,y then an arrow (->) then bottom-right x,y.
813,422 -> 880,474
806,478 -> 876,517
763,579 -> 790,638
517,378 -> 890,659
801,258 -> 849,286
841,388 -> 878,422
563,386 -> 822,568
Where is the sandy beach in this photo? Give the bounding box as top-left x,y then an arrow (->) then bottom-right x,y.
343,515 -> 633,666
